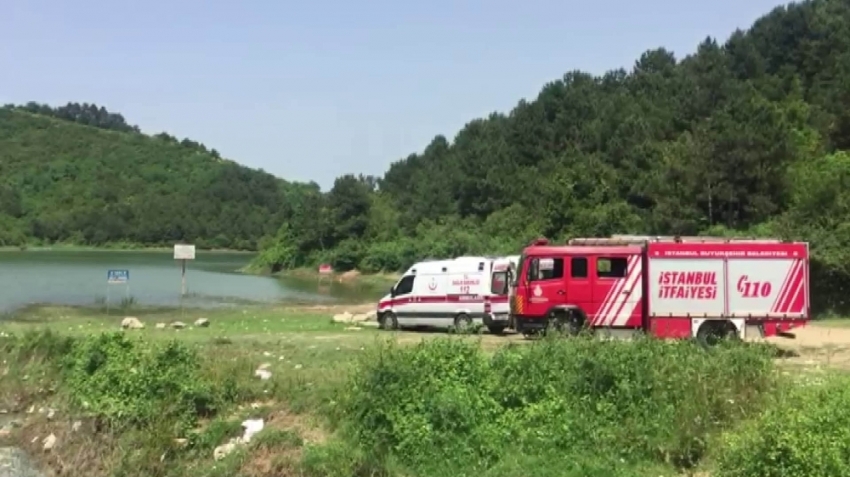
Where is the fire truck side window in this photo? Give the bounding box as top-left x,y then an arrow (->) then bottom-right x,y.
571,257 -> 588,278
596,257 -> 628,278
394,275 -> 415,295
528,258 -> 564,281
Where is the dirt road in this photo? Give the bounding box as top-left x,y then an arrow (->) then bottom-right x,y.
764,323 -> 850,370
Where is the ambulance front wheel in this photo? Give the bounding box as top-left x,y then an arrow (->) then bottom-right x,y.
454,313 -> 473,333
379,311 -> 398,331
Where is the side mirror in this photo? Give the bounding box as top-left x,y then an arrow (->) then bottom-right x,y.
390,286 -> 395,296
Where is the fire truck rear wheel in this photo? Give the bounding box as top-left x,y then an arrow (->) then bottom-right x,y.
454,313 -> 473,333
696,320 -> 738,347
379,312 -> 398,331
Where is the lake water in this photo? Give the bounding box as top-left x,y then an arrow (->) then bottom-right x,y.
0,251 -> 384,313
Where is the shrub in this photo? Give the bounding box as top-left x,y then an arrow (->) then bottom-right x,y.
64,333 -> 220,432
714,373 -> 850,477
329,335 -> 777,476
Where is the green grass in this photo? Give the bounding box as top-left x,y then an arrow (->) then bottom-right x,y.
0,305 -> 354,343
3,305 -> 850,477
811,317 -> 850,328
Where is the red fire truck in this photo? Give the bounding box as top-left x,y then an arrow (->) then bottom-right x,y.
509,235 -> 810,343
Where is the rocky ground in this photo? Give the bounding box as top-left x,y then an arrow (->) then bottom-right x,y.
0,415 -> 42,477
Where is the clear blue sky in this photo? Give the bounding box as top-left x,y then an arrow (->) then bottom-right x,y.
2,0 -> 788,189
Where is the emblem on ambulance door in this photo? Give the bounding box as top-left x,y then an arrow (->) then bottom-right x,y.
428,278 -> 437,290
533,285 -> 542,297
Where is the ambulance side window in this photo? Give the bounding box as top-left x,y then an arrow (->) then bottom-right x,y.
571,257 -> 588,278
394,275 -> 415,295
528,257 -> 564,281
596,257 -> 628,278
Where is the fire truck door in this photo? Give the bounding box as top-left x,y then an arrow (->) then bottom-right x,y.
524,256 -> 567,316
592,254 -> 639,327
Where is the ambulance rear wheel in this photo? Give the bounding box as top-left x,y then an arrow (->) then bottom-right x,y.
379,312 -> 398,331
454,313 -> 473,333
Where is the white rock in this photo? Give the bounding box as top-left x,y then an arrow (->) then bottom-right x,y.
43,433 -> 56,451
155,323 -> 166,329
344,326 -> 362,331
71,421 -> 82,432
213,440 -> 238,460
46,408 -> 55,420
194,318 -> 210,328
121,317 -> 144,329
254,369 -> 272,380
170,321 -> 186,329
241,419 -> 264,442
332,312 -> 353,323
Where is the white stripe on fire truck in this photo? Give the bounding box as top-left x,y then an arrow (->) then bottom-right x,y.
592,256 -> 628,326
593,261 -> 624,326
776,260 -> 805,313
596,255 -> 639,327
771,259 -> 797,313
612,259 -> 643,327
783,270 -> 804,314
604,256 -> 641,327
773,259 -> 801,313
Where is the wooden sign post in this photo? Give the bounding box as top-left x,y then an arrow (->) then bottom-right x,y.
173,244 -> 196,296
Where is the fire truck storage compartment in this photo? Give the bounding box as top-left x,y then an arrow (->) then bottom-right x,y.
646,241 -> 809,338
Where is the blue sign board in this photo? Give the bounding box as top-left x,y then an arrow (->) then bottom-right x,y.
107,269 -> 130,284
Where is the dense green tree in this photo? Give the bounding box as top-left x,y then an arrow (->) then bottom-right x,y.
251,0 -> 850,314
0,107 -> 301,251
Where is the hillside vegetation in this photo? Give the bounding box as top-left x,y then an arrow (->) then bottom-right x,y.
0,104 -> 318,251
253,0 -> 850,315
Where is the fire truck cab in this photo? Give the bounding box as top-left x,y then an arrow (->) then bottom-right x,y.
509,235 -> 810,342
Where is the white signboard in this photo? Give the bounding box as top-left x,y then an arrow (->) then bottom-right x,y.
174,244 -> 196,260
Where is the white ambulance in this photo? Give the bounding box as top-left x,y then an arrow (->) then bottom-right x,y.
377,255 -> 519,334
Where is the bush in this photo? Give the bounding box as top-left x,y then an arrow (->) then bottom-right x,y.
714,374 -> 850,477
64,333 -> 222,432
327,335 -> 777,476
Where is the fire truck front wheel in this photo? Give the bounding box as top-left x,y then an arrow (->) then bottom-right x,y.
547,308 -> 585,336
379,311 -> 398,331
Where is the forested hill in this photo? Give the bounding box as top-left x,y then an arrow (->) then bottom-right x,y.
254,0 -> 850,313
0,105 -> 313,250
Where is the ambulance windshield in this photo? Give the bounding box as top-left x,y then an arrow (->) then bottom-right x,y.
491,271 -> 509,295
